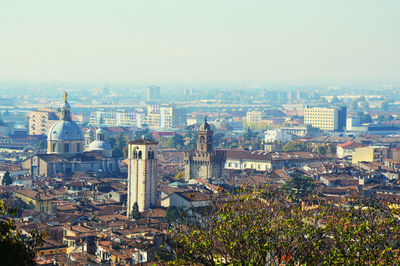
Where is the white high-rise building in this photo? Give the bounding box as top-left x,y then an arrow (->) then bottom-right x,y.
127,138 -> 158,215
304,106 -> 347,131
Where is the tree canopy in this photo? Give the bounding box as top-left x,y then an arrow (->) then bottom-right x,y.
168,187 -> 400,265
107,133 -> 127,158
130,202 -> 141,220
0,200 -> 45,265
169,134 -> 185,150
1,171 -> 12,186
133,128 -> 155,141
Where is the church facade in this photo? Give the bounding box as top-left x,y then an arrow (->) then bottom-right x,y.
22,93 -> 120,177
183,118 -> 225,181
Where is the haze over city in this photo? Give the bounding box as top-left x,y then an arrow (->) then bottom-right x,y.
1,0 -> 400,84
2,1 -> 400,265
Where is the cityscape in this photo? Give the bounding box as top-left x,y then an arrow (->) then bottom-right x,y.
1,1 -> 400,265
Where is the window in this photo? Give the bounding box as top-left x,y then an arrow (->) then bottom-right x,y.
77,143 -> 80,152
133,149 -> 138,159
138,150 -> 142,159
52,143 -> 56,152
64,143 -> 70,153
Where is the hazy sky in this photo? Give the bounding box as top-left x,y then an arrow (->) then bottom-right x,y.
1,0 -> 399,84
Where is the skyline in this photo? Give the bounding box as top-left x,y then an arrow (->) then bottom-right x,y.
1,0 -> 400,84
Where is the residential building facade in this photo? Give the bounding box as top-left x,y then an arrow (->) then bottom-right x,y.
304,106 -> 346,131
28,108 -> 61,136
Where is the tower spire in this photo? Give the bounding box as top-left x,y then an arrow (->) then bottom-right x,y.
61,91 -> 71,121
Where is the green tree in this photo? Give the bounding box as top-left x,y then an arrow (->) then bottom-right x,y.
183,125 -> 197,150
316,144 -> 327,155
166,206 -> 189,224
243,128 -> 257,141
281,175 -> 315,201
130,202 -> 141,220
106,136 -> 116,147
133,128 -> 154,141
2,172 -> 12,186
38,140 -> 47,150
170,134 -> 184,150
0,199 -> 45,265
212,132 -> 225,148
111,133 -> 127,158
282,141 -> 308,152
327,142 -> 337,155
169,188 -> 400,265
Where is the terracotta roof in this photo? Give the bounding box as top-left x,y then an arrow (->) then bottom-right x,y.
141,208 -> 167,218
128,139 -> 158,145
176,191 -> 211,202
225,149 -> 271,160
225,149 -> 323,161
337,141 -> 363,149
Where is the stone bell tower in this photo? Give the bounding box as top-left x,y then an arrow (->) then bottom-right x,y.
127,138 -> 158,215
184,117 -> 226,181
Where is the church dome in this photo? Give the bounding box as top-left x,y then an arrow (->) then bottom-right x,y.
87,140 -> 112,151
199,118 -> 212,131
48,121 -> 84,141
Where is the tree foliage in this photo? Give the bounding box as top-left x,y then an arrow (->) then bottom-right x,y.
166,206 -> 189,225
183,125 -> 198,150
1,171 -> 12,186
169,134 -> 184,150
281,175 -> 315,201
0,200 -> 45,265
108,133 -> 127,158
282,141 -> 309,152
243,128 -> 258,141
130,202 -> 141,220
133,128 -> 154,142
169,187 -> 400,265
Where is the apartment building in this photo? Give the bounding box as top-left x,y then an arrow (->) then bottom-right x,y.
90,110 -> 146,127
352,146 -> 388,164
246,110 -> 263,123
147,105 -> 186,130
304,106 -> 346,131
28,108 -> 61,136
